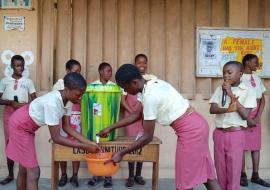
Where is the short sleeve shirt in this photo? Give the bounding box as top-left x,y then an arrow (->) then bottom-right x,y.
91,79 -> 115,85
142,78 -> 189,126
52,79 -> 64,91
52,79 -> 72,116
0,76 -> 36,103
29,90 -> 67,126
241,73 -> 266,99
209,83 -> 257,128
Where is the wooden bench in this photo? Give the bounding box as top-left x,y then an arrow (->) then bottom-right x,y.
51,136 -> 162,190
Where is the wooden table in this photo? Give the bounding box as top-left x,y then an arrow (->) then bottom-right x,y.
51,136 -> 162,190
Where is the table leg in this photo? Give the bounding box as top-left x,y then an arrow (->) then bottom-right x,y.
152,160 -> 159,190
51,161 -> 59,190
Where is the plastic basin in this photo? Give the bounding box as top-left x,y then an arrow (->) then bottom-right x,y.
85,152 -> 119,176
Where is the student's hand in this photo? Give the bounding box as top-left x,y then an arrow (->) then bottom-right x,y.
222,80 -> 234,98
85,139 -> 98,146
98,128 -> 112,138
253,116 -> 261,124
11,101 -> 19,109
127,108 -> 136,114
11,101 -> 26,109
226,95 -> 240,113
247,118 -> 256,127
245,126 -> 253,132
104,151 -> 124,164
85,142 -> 101,153
227,101 -> 237,112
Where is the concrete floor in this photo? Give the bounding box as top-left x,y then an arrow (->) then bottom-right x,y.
1,178 -> 270,190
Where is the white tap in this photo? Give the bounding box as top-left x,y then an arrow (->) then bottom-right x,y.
96,134 -> 100,144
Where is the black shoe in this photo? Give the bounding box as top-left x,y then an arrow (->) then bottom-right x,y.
240,172 -> 248,187
125,177 -> 135,187
135,176 -> 146,185
58,174 -> 68,187
0,176 -> 14,185
104,177 -> 113,188
70,175 -> 79,187
88,176 -> 101,186
251,177 -> 270,187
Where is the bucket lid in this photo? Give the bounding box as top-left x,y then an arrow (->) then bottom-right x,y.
86,84 -> 122,93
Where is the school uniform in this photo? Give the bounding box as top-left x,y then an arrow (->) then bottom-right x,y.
241,73 -> 266,151
91,79 -> 115,85
53,79 -> 64,90
209,83 -> 257,190
53,79 -> 81,140
124,74 -> 157,137
142,78 -> 216,190
142,74 -> 157,81
6,90 -> 70,168
124,94 -> 143,137
0,76 -> 36,145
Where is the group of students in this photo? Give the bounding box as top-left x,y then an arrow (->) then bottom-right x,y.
98,54 -> 269,190
0,53 -> 268,190
0,54 -> 150,189
55,56 -> 149,188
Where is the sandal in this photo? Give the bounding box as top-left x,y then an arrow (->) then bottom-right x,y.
0,176 -> 14,185
58,174 -> 68,187
240,172 -> 248,187
125,177 -> 135,187
135,176 -> 146,185
70,175 -> 79,187
88,176 -> 101,186
251,177 -> 270,187
104,176 -> 113,188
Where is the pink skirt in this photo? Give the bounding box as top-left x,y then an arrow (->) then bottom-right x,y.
124,94 -> 143,137
171,111 -> 216,189
3,106 -> 16,145
244,101 -> 261,151
6,104 -> 39,168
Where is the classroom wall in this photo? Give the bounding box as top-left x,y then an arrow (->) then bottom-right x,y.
1,0 -> 270,179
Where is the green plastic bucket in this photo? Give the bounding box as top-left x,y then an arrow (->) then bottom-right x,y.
81,84 -> 122,142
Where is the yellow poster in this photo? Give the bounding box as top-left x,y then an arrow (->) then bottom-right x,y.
197,28 -> 270,77
220,37 -> 263,70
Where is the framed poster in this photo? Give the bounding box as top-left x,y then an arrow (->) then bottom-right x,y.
0,0 -> 32,9
4,16 -> 25,31
196,27 -> 270,78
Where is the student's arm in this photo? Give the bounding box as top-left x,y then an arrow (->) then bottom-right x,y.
235,102 -> 251,120
28,79 -> 37,101
209,86 -> 228,114
235,104 -> 250,120
224,95 -> 250,120
48,125 -> 100,152
121,95 -> 135,113
30,92 -> 37,101
0,79 -> 14,106
223,81 -> 250,119
0,92 -> 14,106
0,92 -> 24,109
62,115 -> 97,145
209,103 -> 228,114
247,116 -> 256,126
105,120 -> 156,164
254,94 -> 265,123
210,100 -> 250,120
0,81 -> 12,106
98,106 -> 142,137
12,93 -> 36,108
246,92 -> 263,126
